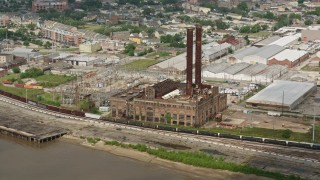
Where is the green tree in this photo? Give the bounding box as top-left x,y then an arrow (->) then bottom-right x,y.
215,19 -> 229,30
20,68 -> 44,78
305,19 -> 313,26
251,24 -> 261,33
143,8 -> 155,16
128,50 -> 134,56
264,11 -> 275,20
44,41 -> 52,49
298,0 -> 304,4
244,35 -> 250,45
26,23 -> 36,30
80,100 -> 90,111
237,2 -> 248,11
23,41 -> 30,47
80,0 -> 102,11
226,16 -> 232,21
261,24 -> 269,30
240,25 -> 251,33
124,43 -> 136,55
12,67 -> 20,74
228,48 -> 234,54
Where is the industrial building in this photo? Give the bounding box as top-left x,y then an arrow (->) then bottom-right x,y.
268,33 -> 301,47
110,26 -> 227,127
268,49 -> 309,68
246,80 -> 316,111
0,54 -> 13,63
64,55 -> 103,67
203,62 -> 288,83
242,45 -> 286,64
152,41 -> 231,73
253,36 -> 281,47
228,46 -> 258,64
79,42 -> 102,53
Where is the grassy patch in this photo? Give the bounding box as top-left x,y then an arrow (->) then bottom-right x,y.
121,59 -> 160,70
146,51 -> 171,58
86,137 -> 101,145
0,73 -> 20,82
83,24 -> 104,31
0,85 -> 61,106
38,51 -> 51,55
1,73 -> 75,88
35,74 -> 76,87
58,48 -> 79,52
156,123 -> 319,143
103,140 -> 300,180
301,65 -> 320,72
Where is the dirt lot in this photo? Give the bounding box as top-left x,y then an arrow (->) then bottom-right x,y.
295,87 -> 320,115
223,111 -> 311,133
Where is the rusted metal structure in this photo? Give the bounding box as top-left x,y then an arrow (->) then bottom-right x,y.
195,25 -> 202,89
186,27 -> 194,96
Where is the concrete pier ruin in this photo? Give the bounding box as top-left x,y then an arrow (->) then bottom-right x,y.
0,118 -> 67,143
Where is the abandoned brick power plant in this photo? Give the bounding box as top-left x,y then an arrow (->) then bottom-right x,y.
110,25 -> 227,127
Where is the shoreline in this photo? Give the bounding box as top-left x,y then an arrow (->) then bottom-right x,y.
61,135 -> 269,180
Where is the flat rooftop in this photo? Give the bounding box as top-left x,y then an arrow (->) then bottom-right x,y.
0,115 -> 67,140
247,80 -> 316,108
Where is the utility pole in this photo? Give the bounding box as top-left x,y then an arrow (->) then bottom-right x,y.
313,108 -> 316,143
6,29 -> 9,51
281,90 -> 284,116
25,88 -> 28,103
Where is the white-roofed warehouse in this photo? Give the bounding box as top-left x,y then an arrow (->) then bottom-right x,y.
268,49 -> 309,68
246,80 -> 316,111
242,45 -> 286,64
202,63 -> 288,83
151,42 -> 231,74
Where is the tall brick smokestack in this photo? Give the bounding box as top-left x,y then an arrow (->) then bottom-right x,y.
195,24 -> 202,89
186,27 -> 194,96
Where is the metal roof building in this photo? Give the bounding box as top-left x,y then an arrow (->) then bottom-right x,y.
202,62 -> 250,79
232,64 -> 268,81
228,46 -> 258,63
267,49 -> 309,68
152,41 -> 231,73
242,45 -> 286,64
202,62 -> 288,83
246,80 -> 316,110
253,36 -> 281,47
253,65 -> 288,83
268,33 -> 301,47
269,49 -> 308,62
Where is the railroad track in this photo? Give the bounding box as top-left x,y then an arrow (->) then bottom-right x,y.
1,95 -> 320,165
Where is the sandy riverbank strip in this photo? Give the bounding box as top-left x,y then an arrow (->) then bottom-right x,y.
61,135 -> 269,180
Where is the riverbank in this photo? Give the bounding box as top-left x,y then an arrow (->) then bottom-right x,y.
0,99 -> 317,179
62,135 -> 270,180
